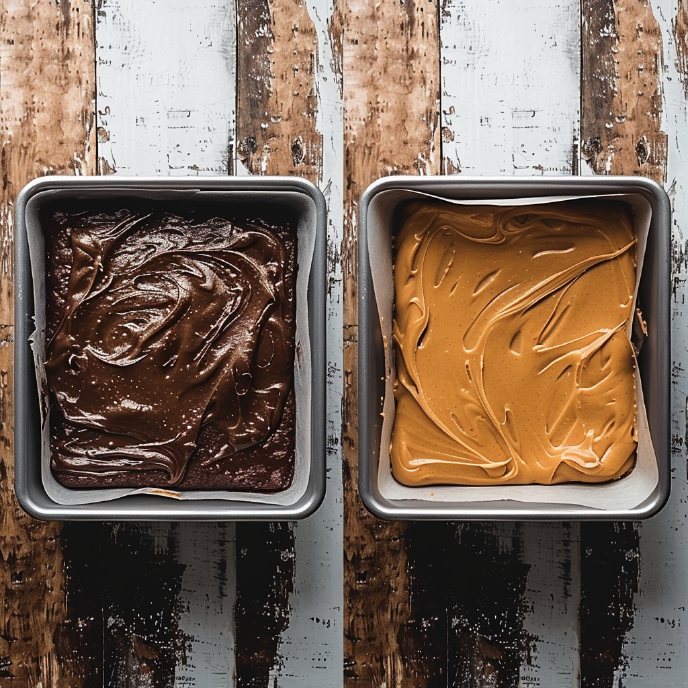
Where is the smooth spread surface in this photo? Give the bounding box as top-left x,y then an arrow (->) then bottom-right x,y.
391,200 -> 638,486
45,207 -> 295,488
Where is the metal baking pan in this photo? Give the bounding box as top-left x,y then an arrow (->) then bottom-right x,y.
358,176 -> 670,520
15,176 -> 326,520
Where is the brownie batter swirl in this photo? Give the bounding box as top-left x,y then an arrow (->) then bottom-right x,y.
392,200 -> 638,486
46,210 -> 295,487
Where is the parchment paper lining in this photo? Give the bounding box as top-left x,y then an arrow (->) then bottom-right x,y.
369,190 -> 658,510
27,189 -> 314,506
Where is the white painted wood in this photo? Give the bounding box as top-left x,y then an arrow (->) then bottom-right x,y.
440,2 -> 582,685
95,2 -> 238,684
97,0 -> 236,175
266,0 -> 344,683
441,0 -> 580,176
518,524 -> 581,688
617,2 -> 688,685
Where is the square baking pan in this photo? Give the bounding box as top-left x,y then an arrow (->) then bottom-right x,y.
358,176 -> 670,520
15,176 -> 326,520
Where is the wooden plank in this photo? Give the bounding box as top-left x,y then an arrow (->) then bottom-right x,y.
94,1 -> 238,683
61,523 -> 190,685
441,0 -> 581,176
401,523 -> 533,686
174,524 -> 235,686
676,0 -> 688,98
518,523 -> 581,688
582,0 -> 688,685
439,2 -> 582,685
266,0 -> 345,681
579,1 -> 667,685
235,522 -> 295,686
340,0 -> 440,684
0,1 -> 95,684
96,0 -> 236,176
235,0 -> 344,684
232,0 -> 313,679
578,522 -> 640,687
236,0 -> 321,177
581,0 -> 666,179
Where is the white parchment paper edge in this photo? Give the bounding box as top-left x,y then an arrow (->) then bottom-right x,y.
369,190 -> 658,510
27,189 -> 314,506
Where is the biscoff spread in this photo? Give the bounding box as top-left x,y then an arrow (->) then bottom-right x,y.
391,199 -> 638,486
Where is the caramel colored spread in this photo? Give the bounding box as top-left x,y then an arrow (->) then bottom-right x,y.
391,200 -> 638,486
45,207 -> 295,488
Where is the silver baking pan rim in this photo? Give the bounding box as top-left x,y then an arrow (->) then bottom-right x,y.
15,175 -> 327,521
358,175 -> 671,521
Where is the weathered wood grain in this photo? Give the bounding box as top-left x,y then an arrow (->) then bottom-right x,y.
94,2 -> 238,683
235,0 -> 346,684
0,1 -> 95,685
267,0 -> 345,681
439,2 -> 582,685
341,0 -> 440,684
581,0 -> 667,180
580,1 -> 666,685
60,523 -> 192,686
237,0 -> 322,178
518,522 -> 581,688
611,1 -> 688,684
174,524 -> 235,687
674,0 -> 688,97
578,522 -> 640,687
233,3 -> 314,685
400,523 -> 533,687
235,522 -> 295,687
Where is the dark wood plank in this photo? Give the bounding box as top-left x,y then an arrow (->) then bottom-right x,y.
579,522 -> 640,687
61,523 -> 191,686
235,523 -> 295,686
235,0 -> 321,682
580,1 -> 666,685
0,1 -> 95,684
436,3 -> 584,684
237,0 -> 322,177
402,523 -> 533,688
340,0 -> 440,684
581,0 -> 667,180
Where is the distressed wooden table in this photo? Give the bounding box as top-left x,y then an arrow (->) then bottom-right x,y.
0,0 -> 686,685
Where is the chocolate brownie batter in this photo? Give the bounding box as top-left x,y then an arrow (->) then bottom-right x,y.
43,200 -> 296,491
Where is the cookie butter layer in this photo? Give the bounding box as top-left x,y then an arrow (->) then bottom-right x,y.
45,209 -> 294,488
391,200 -> 638,486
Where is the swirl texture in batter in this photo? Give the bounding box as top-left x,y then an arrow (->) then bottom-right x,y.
45,208 -> 295,488
392,199 -> 638,486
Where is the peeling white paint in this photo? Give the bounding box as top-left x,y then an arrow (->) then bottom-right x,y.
441,0 -> 581,176
174,524 -> 235,687
97,0 -> 236,175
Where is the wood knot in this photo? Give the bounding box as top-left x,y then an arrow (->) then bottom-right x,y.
636,135 -> 650,166
291,136 -> 305,166
581,136 -> 602,159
